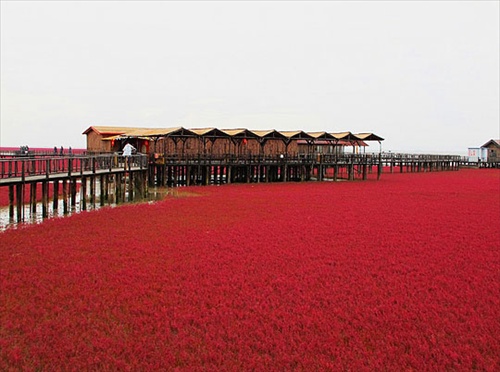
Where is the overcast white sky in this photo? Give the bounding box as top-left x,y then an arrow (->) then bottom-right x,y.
1,1 -> 498,154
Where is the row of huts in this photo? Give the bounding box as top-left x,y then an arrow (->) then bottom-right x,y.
83,126 -> 384,157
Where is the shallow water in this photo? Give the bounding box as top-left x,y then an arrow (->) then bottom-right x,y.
0,186 -> 172,232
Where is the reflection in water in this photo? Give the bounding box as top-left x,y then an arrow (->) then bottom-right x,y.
0,186 -> 173,232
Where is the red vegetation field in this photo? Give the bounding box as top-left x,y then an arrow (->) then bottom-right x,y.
1,169 -> 499,370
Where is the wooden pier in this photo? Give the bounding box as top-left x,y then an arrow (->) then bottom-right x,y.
0,154 -> 149,222
149,153 -> 385,187
0,152 -> 462,224
380,153 -> 462,173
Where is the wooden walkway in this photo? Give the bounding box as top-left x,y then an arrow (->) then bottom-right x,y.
0,154 -> 148,185
1,154 -> 149,222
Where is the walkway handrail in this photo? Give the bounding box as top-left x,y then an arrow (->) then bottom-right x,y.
379,153 -> 462,161
0,154 -> 148,180
153,152 -> 460,164
0,151 -> 463,181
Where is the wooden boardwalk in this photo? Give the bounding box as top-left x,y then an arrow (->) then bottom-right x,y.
1,154 -> 149,222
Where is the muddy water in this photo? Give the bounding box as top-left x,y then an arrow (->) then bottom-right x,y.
0,186 -> 173,232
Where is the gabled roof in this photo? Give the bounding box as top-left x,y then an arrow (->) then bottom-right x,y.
249,129 -> 287,140
220,129 -> 259,138
121,127 -> 184,137
190,128 -> 219,136
296,139 -> 368,146
354,133 -> 385,141
306,131 -> 337,140
481,139 -> 500,148
330,132 -> 359,140
84,125 -> 385,144
82,126 -> 138,135
279,131 -> 314,140
101,127 -> 195,140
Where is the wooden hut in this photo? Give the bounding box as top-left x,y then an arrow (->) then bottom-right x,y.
481,139 -> 500,164
83,126 -> 136,153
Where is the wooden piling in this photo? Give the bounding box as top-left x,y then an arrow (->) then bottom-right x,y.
30,183 -> 37,213
53,181 -> 59,211
71,179 -> 77,207
81,177 -> 87,211
128,171 -> 134,202
9,185 -> 14,220
16,184 -> 23,222
62,179 -> 68,214
90,176 -> 95,206
41,181 -> 48,218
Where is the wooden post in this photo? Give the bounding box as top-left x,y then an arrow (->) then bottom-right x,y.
30,182 -> 37,213
9,185 -> 14,220
162,161 -> 167,187
100,175 -> 105,206
173,166 -> 178,187
62,179 -> 68,214
53,180 -> 59,211
247,165 -> 251,183
115,174 -> 122,204
16,183 -> 23,222
42,181 -> 48,218
90,176 -> 95,206
184,165 -> 188,186
213,165 -> 219,185
128,172 -> 134,201
71,179 -> 77,207
141,170 -> 147,198
81,177 -> 87,211
106,175 -> 112,203
377,153 -> 382,180
187,165 -> 192,186
133,171 -> 141,199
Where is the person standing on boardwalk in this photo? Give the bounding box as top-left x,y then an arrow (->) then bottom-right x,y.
123,143 -> 135,157
122,143 -> 136,170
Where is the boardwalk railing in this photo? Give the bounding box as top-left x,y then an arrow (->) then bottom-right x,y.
154,153 -> 383,165
0,154 -> 148,182
0,152 -> 464,186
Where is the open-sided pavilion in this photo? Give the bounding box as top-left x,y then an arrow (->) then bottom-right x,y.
83,126 -> 384,157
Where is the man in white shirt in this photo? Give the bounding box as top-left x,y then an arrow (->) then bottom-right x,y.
122,143 -> 136,170
123,143 -> 136,157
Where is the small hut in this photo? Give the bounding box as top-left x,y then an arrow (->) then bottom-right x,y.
481,139 -> 500,164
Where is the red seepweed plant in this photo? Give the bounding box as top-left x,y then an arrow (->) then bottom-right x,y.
1,169 -> 499,370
